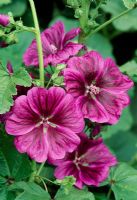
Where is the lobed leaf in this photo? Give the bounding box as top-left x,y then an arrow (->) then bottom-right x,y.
109,163 -> 137,200
0,64 -> 32,114
55,187 -> 95,200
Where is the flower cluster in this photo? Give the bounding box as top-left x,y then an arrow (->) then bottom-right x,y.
2,21 -> 133,189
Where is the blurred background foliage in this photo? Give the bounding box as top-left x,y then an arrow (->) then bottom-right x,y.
0,0 -> 137,186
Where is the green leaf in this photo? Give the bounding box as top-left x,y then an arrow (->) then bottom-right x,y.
102,106 -> 133,139
0,0 -> 11,6
0,151 -> 10,177
120,60 -> 137,82
122,0 -> 137,9
105,131 -> 137,162
50,16 -> 79,31
9,182 -> 51,200
108,163 -> 137,200
0,188 -> 7,200
94,193 -> 107,200
0,64 -> 32,114
102,0 -> 137,31
55,187 -> 95,200
0,132 -> 32,181
55,176 -> 76,195
0,0 -> 27,17
86,33 -> 113,58
0,176 -> 7,186
0,32 -> 34,69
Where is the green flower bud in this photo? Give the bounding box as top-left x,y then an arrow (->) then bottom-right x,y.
74,8 -> 83,18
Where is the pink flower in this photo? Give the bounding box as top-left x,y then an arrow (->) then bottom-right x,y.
53,133 -> 117,189
0,14 -> 10,26
23,21 -> 83,67
64,51 -> 133,124
6,87 -> 84,163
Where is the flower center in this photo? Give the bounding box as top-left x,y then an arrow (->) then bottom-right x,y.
73,152 -> 89,170
85,83 -> 100,98
50,44 -> 58,54
36,116 -> 56,132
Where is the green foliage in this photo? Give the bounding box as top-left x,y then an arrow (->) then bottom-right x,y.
122,0 -> 137,9
120,60 -> 137,82
0,133 -> 32,181
55,176 -> 76,194
87,33 -> 113,58
0,131 -> 32,200
0,0 -> 27,17
105,131 -> 137,162
0,32 -> 34,68
108,163 -> 137,200
55,187 -> 95,200
103,106 -> 133,139
0,63 -> 32,114
0,0 -> 11,6
9,182 -> 51,200
102,0 -> 137,31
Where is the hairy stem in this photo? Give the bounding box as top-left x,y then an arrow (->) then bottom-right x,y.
107,188 -> 112,200
36,162 -> 45,176
78,0 -> 91,43
28,0 -> 45,87
29,160 -> 37,182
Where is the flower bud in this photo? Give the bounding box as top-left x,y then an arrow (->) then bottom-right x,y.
67,0 -> 80,8
0,14 -> 10,27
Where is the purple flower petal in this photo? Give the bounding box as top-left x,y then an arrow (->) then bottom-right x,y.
64,50 -> 133,124
47,126 -> 80,160
53,133 -> 117,189
6,87 -> 84,162
23,21 -> 83,67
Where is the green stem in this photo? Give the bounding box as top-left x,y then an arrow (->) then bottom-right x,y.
87,7 -> 134,39
36,162 -> 45,176
46,78 -> 52,88
28,0 -> 45,87
29,160 -> 37,182
78,0 -> 91,43
107,188 -> 112,200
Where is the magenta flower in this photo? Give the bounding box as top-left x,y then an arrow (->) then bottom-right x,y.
0,14 -> 10,26
6,87 -> 84,162
53,133 -> 117,189
64,51 -> 133,124
23,21 -> 83,67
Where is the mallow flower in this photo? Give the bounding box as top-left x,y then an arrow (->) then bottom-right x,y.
6,87 -> 84,163
23,21 -> 83,67
53,133 -> 117,189
0,14 -> 10,26
64,51 -> 133,124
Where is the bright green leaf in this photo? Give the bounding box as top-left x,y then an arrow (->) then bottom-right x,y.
55,187 -> 95,200
120,60 -> 137,82
122,0 -> 137,9
109,163 -> 137,200
0,64 -> 32,114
